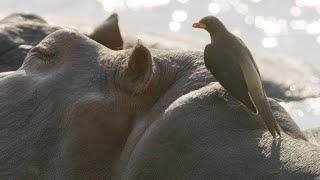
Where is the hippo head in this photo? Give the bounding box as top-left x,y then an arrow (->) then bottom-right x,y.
0,13 -> 123,72
0,29 -> 181,178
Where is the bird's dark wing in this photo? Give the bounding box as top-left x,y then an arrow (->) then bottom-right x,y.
204,44 -> 257,114
235,36 -> 282,137
235,36 -> 281,137
235,36 -> 261,76
238,48 -> 281,138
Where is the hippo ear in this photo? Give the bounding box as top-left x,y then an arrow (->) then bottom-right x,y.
89,13 -> 123,50
116,41 -> 154,95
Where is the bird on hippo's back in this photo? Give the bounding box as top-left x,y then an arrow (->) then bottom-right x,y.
192,15 -> 281,138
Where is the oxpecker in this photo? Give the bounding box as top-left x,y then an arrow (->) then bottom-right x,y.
193,16 -> 281,138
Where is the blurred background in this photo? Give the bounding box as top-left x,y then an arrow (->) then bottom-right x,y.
1,0 -> 320,64
1,0 -> 320,129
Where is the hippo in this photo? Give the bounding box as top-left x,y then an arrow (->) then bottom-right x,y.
0,13 -> 123,72
0,29 -> 320,179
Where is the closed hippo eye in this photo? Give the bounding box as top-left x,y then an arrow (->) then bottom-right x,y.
31,42 -> 58,61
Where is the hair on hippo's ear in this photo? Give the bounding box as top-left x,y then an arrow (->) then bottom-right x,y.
89,13 -> 123,50
116,40 -> 154,95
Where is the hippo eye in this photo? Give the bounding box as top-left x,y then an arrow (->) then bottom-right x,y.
31,43 -> 57,61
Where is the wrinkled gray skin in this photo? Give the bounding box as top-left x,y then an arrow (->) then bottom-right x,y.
1,29 -> 320,179
0,13 -> 318,102
305,127 -> 320,146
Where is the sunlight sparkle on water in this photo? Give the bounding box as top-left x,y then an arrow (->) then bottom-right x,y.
310,100 -> 320,115
316,6 -> 320,14
141,0 -> 170,8
295,0 -> 320,7
169,21 -> 181,32
176,0 -> 189,4
234,3 -> 248,15
96,0 -> 124,12
254,16 -> 264,28
290,6 -> 302,17
172,10 -> 187,22
97,0 -> 171,12
306,21 -> 320,34
316,36 -> 320,44
208,2 -> 221,15
297,110 -> 305,117
96,0 -> 320,53
262,19 -> 282,36
228,0 -> 240,6
251,0 -> 262,3
261,37 -> 278,48
290,20 -> 307,30
253,16 -> 287,36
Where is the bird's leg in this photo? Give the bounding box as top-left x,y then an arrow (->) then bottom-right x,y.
221,90 -> 230,102
221,91 -> 242,110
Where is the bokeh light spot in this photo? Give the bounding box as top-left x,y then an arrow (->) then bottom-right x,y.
235,3 -> 248,15
169,21 -> 181,32
261,37 -> 278,48
290,20 -> 307,30
306,21 -> 320,34
176,0 -> 189,4
172,10 -> 188,22
290,6 -> 301,17
316,36 -> 320,44
251,0 -> 262,3
208,2 -> 221,15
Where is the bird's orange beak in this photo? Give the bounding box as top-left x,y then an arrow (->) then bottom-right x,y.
192,23 -> 207,29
